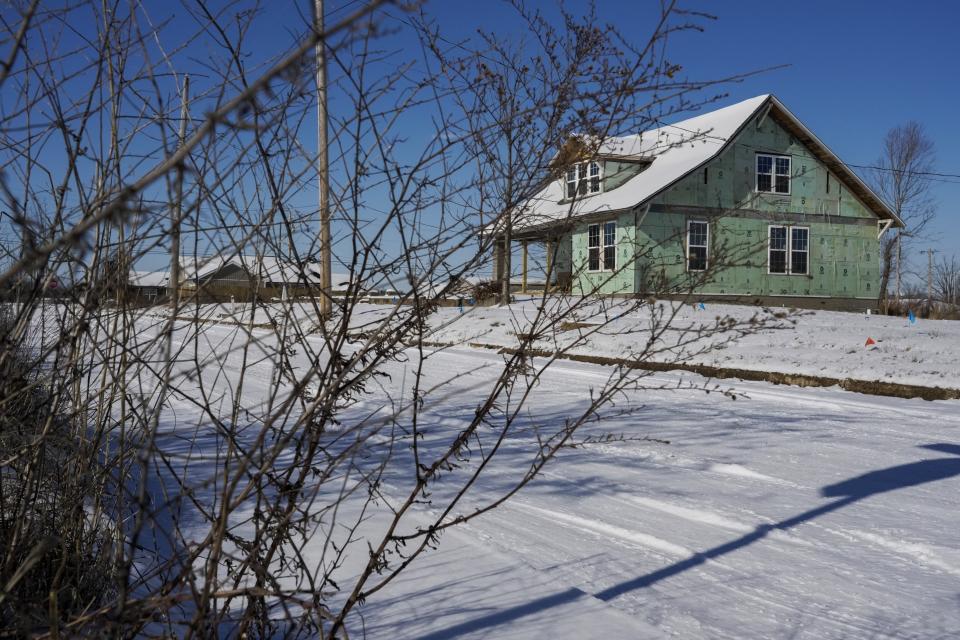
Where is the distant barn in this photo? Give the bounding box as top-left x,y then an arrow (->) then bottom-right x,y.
129,255 -> 352,303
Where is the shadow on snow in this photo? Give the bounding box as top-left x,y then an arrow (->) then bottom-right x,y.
414,443 -> 960,640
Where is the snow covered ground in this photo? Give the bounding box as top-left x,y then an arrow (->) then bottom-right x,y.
166,297 -> 960,389
123,301 -> 960,639
352,346 -> 960,639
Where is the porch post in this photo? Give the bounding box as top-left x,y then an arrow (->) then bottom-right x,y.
492,238 -> 504,283
545,239 -> 553,293
521,241 -> 528,293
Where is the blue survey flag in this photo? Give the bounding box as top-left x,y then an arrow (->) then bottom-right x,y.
908,310 -> 916,324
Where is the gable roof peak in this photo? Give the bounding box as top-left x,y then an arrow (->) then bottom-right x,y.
518,93 -> 901,231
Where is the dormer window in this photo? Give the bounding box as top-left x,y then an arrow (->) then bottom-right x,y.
566,161 -> 602,198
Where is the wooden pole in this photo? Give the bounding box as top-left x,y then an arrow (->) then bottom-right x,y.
501,232 -> 511,303
315,0 -> 332,318
521,241 -> 528,293
492,239 -> 503,283
171,75 -> 189,310
545,239 -> 553,293
895,232 -> 902,304
501,129 -> 514,304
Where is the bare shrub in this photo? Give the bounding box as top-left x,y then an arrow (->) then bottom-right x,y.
0,1 -> 782,636
0,309 -> 118,633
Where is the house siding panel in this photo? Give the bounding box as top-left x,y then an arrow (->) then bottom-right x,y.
571,210 -> 637,295
564,110 -> 881,307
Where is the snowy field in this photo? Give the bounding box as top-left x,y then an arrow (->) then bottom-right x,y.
166,297 -> 960,389
122,301 -> 960,639
356,347 -> 960,639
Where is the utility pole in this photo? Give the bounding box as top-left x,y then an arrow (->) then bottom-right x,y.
315,0 -> 332,318
171,75 -> 189,313
895,231 -> 902,304
15,211 -> 33,292
927,247 -> 936,312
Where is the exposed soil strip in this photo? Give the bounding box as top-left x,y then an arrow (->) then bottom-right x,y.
173,315 -> 277,329
164,314 -> 959,401
421,340 -> 960,402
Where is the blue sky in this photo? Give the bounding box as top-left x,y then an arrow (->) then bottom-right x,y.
286,0 -> 960,279
10,1 -> 957,279
670,0 -> 960,268
409,0 -> 960,272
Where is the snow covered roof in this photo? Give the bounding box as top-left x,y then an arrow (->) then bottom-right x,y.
133,256 -> 352,290
129,270 -> 170,287
515,94 -> 901,232
179,254 -> 350,289
180,255 -> 285,283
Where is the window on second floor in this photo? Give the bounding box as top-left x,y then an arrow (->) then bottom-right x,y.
566,161 -> 602,198
756,153 -> 791,194
588,221 -> 616,271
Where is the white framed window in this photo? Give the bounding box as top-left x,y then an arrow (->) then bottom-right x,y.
587,221 -> 616,271
588,224 -> 600,270
769,226 -> 788,273
756,153 -> 791,194
589,161 -> 601,194
603,221 -> 616,270
566,167 -> 578,198
687,220 -> 709,272
768,225 -> 809,275
566,161 -> 603,198
790,227 -> 809,275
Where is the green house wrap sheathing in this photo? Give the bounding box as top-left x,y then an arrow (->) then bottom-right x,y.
537,95 -> 897,309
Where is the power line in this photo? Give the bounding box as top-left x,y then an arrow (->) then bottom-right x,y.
844,163 -> 960,181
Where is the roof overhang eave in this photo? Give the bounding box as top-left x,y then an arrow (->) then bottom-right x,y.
769,98 -> 905,228
508,205 -> 640,239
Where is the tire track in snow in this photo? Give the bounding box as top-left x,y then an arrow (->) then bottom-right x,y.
514,501 -> 693,557
846,530 -> 960,577
430,346 -> 960,581
619,495 -> 754,534
558,443 -> 803,490
705,461 -> 798,486
427,345 -> 956,457
416,344 -> 959,635
535,468 -> 811,549
802,521 -> 960,578
488,499 -> 892,639
429,345 -> 953,426
544,454 -> 960,586
429,346 -> 960,499
427,349 -> 806,489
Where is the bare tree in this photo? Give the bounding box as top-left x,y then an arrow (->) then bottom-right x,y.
869,121 -> 937,306
934,255 -> 960,305
0,1 -> 783,637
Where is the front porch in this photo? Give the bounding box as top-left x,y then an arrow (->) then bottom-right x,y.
491,228 -> 573,295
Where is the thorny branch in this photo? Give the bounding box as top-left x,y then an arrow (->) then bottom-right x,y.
0,1 -> 787,637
